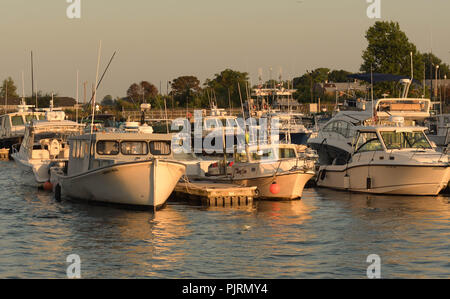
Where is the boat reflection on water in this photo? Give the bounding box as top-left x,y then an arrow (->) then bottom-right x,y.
41,201 -> 192,278
313,187 -> 450,278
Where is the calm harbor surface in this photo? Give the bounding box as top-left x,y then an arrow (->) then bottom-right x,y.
0,160 -> 449,279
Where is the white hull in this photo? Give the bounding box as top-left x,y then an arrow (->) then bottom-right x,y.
317,164 -> 450,196
12,154 -> 59,185
233,171 -> 314,200
54,159 -> 185,208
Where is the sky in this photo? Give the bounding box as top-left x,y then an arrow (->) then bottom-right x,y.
0,0 -> 449,101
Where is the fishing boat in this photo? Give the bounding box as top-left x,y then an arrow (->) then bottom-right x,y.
50,132 -> 186,209
316,123 -> 450,196
11,110 -> 84,186
206,143 -> 316,200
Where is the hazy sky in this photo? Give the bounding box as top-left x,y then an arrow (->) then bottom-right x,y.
0,0 -> 449,101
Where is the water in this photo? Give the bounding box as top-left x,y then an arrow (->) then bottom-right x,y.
0,160 -> 449,279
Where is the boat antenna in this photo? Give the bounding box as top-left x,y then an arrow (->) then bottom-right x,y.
370,64 -> 374,119
84,50 -> 117,109
76,70 -> 79,123
31,51 -> 37,108
90,41 -> 102,135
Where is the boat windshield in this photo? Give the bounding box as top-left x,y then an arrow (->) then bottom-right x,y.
380,131 -> 432,150
355,132 -> 383,153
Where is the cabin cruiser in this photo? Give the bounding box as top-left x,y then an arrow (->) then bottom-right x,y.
11,110 -> 84,186
0,100 -> 45,154
50,132 -> 186,209
308,96 -> 432,165
316,124 -> 450,196
205,143 -> 315,200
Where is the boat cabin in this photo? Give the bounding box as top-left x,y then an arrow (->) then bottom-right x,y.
234,144 -> 299,164
67,132 -> 174,176
18,119 -> 84,161
353,126 -> 433,155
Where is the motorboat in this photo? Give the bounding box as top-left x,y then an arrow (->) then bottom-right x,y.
308,95 -> 432,165
50,132 -> 186,209
0,99 -> 45,155
316,124 -> 450,195
206,143 -> 315,200
11,110 -> 84,186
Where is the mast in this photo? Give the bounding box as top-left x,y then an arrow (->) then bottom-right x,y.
90,41 -> 102,135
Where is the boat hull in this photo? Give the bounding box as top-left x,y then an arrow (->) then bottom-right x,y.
54,159 -> 185,209
317,164 -> 450,196
233,171 -> 314,200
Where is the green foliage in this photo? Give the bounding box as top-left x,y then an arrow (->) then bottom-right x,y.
422,53 -> 450,80
328,70 -> 352,83
101,95 -> 114,106
360,21 -> 424,97
170,76 -> 201,108
0,77 -> 19,99
205,69 -> 249,108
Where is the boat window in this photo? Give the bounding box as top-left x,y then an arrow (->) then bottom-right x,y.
251,148 -> 275,161
381,131 -> 432,150
355,132 -> 379,151
96,141 -> 119,155
279,147 -> 297,159
323,121 -> 334,132
71,141 -> 77,158
11,116 -> 24,126
121,141 -> 149,155
149,141 -> 171,156
355,139 -> 383,153
25,115 -> 39,123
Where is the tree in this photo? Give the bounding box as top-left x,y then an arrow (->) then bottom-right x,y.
126,81 -> 158,103
101,95 -> 114,106
328,70 -> 352,83
0,77 -> 19,99
205,69 -> 249,108
360,21 -> 424,97
422,53 -> 450,80
170,76 -> 201,108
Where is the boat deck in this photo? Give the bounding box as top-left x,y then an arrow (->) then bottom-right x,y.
173,180 -> 256,206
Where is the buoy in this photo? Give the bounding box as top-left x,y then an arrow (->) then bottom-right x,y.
270,182 -> 280,194
43,181 -> 53,192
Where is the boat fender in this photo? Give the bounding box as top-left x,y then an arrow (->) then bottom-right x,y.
43,181 -> 53,192
320,169 -> 327,181
366,177 -> 372,190
54,184 -> 62,202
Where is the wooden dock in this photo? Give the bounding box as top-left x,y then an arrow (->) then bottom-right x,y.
0,149 -> 9,161
173,180 -> 256,206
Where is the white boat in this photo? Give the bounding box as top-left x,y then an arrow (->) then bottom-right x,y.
316,124 -> 450,196
50,132 -> 186,209
206,143 -> 315,200
11,110 -> 84,185
308,96 -> 432,165
0,99 -> 45,154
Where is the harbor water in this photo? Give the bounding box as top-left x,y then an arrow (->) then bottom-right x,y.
0,160 -> 449,279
